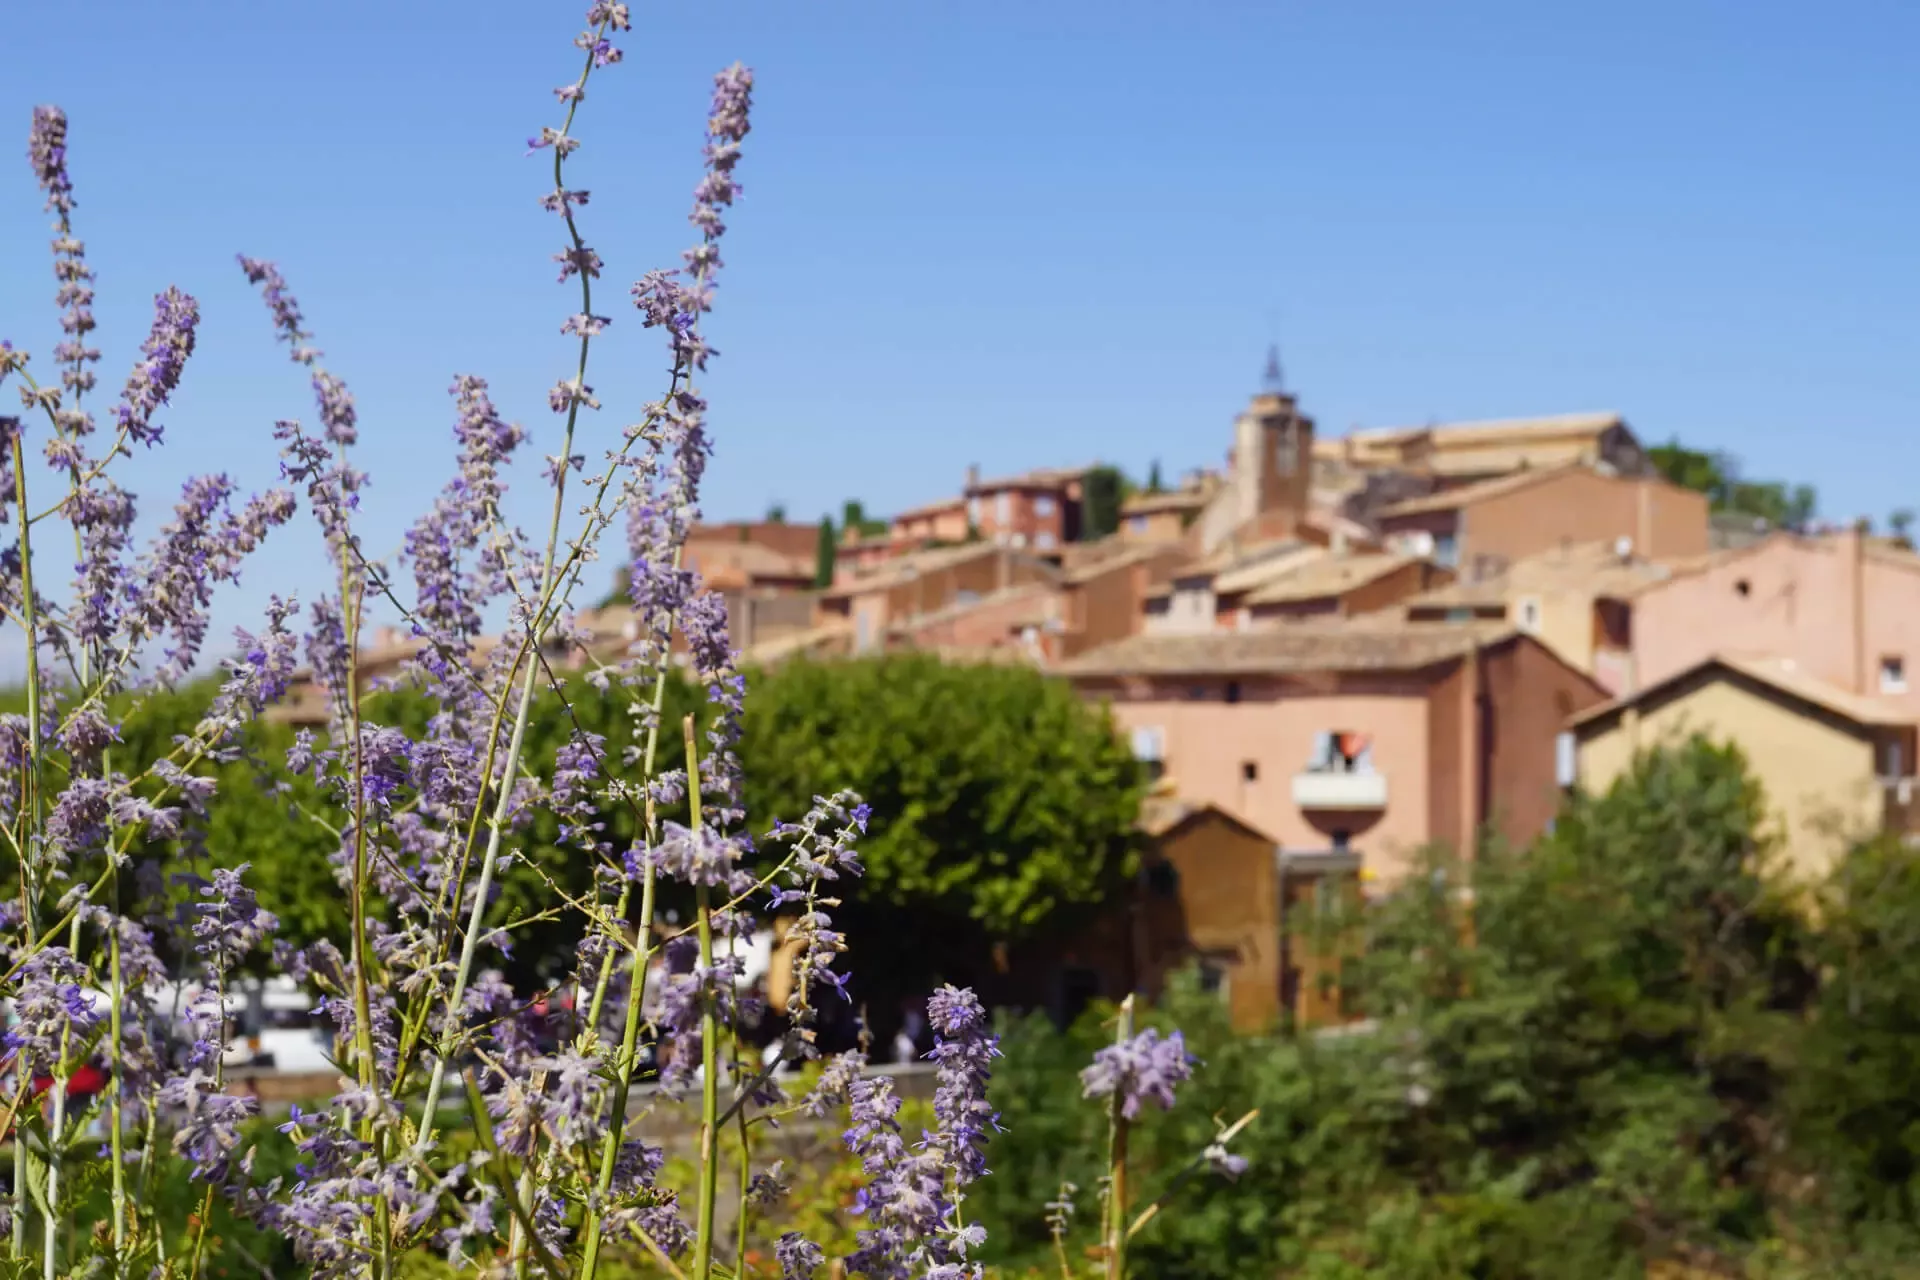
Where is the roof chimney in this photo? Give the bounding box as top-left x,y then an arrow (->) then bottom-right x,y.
965,463 -> 981,492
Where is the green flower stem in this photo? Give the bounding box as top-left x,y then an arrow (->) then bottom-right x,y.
688,715 -> 722,1280
1103,994 -> 1135,1280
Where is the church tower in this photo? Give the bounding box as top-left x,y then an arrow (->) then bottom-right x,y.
1232,345 -> 1315,534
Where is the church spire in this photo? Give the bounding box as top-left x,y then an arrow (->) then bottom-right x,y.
1261,342 -> 1284,393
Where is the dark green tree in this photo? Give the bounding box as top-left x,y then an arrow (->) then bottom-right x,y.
1650,438 -> 1817,530
765,502 -> 787,523
812,515 -> 837,588
1147,459 -> 1165,493
1079,464 -> 1126,541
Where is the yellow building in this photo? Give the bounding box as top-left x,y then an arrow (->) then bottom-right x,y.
1568,653 -> 1917,882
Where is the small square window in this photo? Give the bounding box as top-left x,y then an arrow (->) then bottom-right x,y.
1515,596 -> 1542,634
1330,829 -> 1352,851
1881,655 -> 1908,694
1734,578 -> 1752,598
1241,761 -> 1258,783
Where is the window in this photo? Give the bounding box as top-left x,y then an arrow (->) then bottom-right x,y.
1880,737 -> 1909,780
1432,533 -> 1459,569
1196,960 -> 1229,998
1035,531 -> 1056,550
1881,655 -> 1908,694
1516,595 -> 1542,635
1330,829 -> 1352,851
1308,730 -> 1373,774
1034,495 -> 1056,518
1555,731 -> 1577,788
1241,760 -> 1259,783
1444,607 -> 1474,623
1130,725 -> 1166,783
1225,680 -> 1242,704
954,589 -> 981,607
1129,515 -> 1149,534
967,497 -> 982,525
1734,578 -> 1752,598
994,492 -> 1011,526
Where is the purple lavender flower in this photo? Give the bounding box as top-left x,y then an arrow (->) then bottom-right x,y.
112,286 -> 198,447
925,985 -> 1001,1187
5,948 -> 100,1075
776,1232 -> 825,1280
1204,1141 -> 1250,1180
28,106 -> 73,215
1080,1027 -> 1194,1119
192,865 -> 278,971
158,1070 -> 259,1183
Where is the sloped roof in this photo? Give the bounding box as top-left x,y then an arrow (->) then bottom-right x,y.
1569,652 -> 1914,732
1345,412 -> 1624,449
967,464 -> 1092,494
1061,542 -> 1191,586
1138,796 -> 1277,842
683,539 -> 813,581
1377,464 -> 1586,518
1242,553 -> 1422,606
1056,620 -> 1516,679
1404,540 -> 1676,611
820,541 -> 1019,599
888,494 -> 968,523
888,581 -> 1059,635
739,620 -> 854,666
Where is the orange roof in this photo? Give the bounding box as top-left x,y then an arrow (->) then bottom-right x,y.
1403,540 -> 1676,610
889,494 -> 968,523
1347,412 -> 1623,449
1056,619 -> 1516,679
1242,553 -> 1423,607
1377,464 -> 1585,518
966,464 -> 1092,494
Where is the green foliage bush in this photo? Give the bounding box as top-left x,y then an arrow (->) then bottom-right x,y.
62,653 -> 1143,994
962,737 -> 1920,1278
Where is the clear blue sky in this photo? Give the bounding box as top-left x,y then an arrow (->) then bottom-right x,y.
4,0 -> 1916,674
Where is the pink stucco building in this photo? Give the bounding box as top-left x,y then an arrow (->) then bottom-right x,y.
1057,623 -> 1607,889
1628,529 -> 1920,720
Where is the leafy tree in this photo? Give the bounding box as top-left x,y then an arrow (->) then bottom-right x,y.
1890,508 -> 1914,541
1079,464 -> 1126,541
1650,438 -> 1817,530
839,499 -> 887,540
146,655 -> 1143,997
812,515 -> 836,588
738,653 -> 1144,1013
765,502 -> 787,523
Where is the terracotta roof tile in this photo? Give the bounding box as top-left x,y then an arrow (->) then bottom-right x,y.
1377,464 -> 1583,518
967,464 -> 1093,493
819,541 -> 1015,598
1346,412 -> 1623,449
1403,540 -> 1675,610
888,582 -> 1059,634
1242,552 -> 1423,606
1056,620 -> 1516,679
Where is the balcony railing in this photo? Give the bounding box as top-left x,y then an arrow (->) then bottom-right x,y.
1292,767 -> 1388,811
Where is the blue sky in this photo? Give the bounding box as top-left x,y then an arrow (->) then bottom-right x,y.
4,0 -> 1916,675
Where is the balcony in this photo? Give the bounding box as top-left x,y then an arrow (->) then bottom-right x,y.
1291,767 -> 1387,811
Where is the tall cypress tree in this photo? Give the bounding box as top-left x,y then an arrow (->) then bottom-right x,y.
813,516 -> 837,588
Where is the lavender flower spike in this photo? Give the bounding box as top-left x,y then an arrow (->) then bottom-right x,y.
925,985 -> 1001,1188
1080,1026 -> 1194,1120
